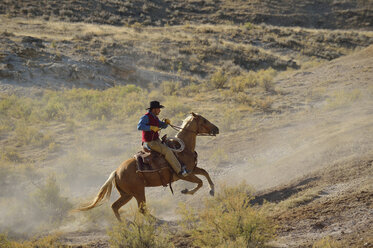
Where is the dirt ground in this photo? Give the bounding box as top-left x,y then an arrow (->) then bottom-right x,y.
54,46 -> 373,248
266,157 -> 373,247
57,158 -> 373,248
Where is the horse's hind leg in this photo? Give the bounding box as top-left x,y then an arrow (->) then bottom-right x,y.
112,194 -> 133,222
180,174 -> 203,195
193,167 -> 215,196
134,188 -> 147,214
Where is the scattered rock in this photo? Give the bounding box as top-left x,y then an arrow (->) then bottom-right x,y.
312,222 -> 326,230
21,36 -> 45,48
16,47 -> 39,58
0,64 -> 14,78
47,63 -> 73,78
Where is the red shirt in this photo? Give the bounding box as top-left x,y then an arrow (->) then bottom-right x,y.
141,112 -> 160,142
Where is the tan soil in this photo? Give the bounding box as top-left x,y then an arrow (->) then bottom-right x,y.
55,45 -> 373,248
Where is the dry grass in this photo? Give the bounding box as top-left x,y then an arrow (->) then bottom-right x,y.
3,17 -> 371,87
108,207 -> 174,248
0,233 -> 64,248
312,236 -> 343,248
326,89 -> 361,109
178,183 -> 276,247
1,0 -> 372,30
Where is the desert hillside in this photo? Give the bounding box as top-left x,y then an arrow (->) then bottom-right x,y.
0,2 -> 373,248
1,0 -> 372,29
1,16 -> 372,91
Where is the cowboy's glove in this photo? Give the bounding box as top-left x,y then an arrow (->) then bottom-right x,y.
164,119 -> 171,125
150,126 -> 160,132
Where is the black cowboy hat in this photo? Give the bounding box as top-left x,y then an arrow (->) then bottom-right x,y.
147,100 -> 164,110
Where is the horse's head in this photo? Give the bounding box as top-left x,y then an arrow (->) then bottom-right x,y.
187,112 -> 219,136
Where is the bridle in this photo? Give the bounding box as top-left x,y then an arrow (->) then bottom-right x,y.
169,116 -> 216,136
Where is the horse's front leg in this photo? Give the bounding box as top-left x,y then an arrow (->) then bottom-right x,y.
180,174 -> 203,195
193,167 -> 215,196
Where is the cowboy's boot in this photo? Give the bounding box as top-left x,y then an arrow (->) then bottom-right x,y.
178,162 -> 189,177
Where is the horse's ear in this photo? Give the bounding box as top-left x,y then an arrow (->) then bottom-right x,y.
191,112 -> 197,117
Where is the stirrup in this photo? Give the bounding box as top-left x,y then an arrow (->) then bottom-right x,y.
179,168 -> 189,177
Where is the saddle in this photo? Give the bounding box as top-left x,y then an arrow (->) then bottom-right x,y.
134,135 -> 183,190
135,135 -> 184,172
134,149 -> 169,172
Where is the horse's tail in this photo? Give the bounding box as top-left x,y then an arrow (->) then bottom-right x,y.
75,170 -> 116,211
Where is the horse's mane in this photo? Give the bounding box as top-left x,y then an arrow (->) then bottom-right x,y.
180,114 -> 194,129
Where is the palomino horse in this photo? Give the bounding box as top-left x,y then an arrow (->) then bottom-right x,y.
76,112 -> 219,221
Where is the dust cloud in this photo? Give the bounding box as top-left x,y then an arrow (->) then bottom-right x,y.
1,51 -> 372,238
2,96 -> 372,237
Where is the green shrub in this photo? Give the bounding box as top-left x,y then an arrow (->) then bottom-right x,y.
178,183 -> 276,247
106,84 -> 142,98
229,72 -> 257,92
88,100 -> 113,120
160,81 -> 181,96
312,236 -> 342,248
0,233 -> 63,248
0,94 -> 34,122
233,92 -> 254,105
30,174 -> 73,225
244,22 -> 254,30
326,89 -> 361,109
255,97 -> 273,112
42,98 -> 66,121
14,122 -> 53,147
229,68 -> 277,93
0,95 -> 17,114
0,117 -> 12,134
209,69 -> 228,89
0,234 -> 12,248
1,148 -> 23,162
219,107 -> 244,131
230,92 -> 273,112
257,68 -> 277,92
43,85 -> 145,121
123,101 -> 144,117
301,59 -> 324,69
0,85 -> 146,130
179,83 -> 200,97
108,208 -> 174,248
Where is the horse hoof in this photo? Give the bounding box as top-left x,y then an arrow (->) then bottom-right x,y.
181,189 -> 188,194
209,190 -> 215,196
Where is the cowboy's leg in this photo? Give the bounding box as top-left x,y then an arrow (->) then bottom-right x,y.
147,140 -> 182,173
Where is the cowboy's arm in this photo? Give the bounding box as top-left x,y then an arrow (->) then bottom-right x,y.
159,119 -> 168,129
137,115 -> 151,131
